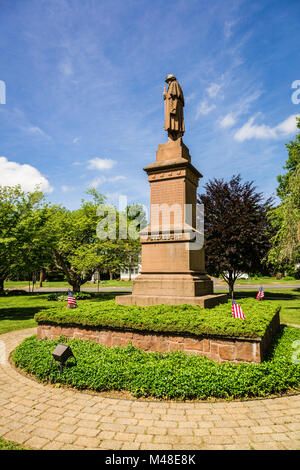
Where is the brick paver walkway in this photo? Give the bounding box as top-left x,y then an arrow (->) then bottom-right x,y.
0,328 -> 299,450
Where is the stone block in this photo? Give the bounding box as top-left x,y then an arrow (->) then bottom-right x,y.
236,341 -> 255,362
210,343 -> 219,356
219,344 -> 235,361
184,337 -> 203,351
115,293 -> 227,307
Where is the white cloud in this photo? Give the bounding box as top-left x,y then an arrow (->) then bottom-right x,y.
59,59 -> 73,77
218,90 -> 262,130
87,158 -> 116,170
61,185 -> 75,192
234,114 -> 300,142
27,126 -> 46,136
185,92 -> 196,103
72,136 -> 80,144
89,176 -> 106,188
224,19 -> 239,39
22,125 -> 50,139
219,113 -> 236,129
89,175 -> 126,188
0,157 -> 53,192
276,114 -> 300,135
206,83 -> 221,98
196,100 -> 216,118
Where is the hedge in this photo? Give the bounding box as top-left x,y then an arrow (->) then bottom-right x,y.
35,298 -> 280,339
12,326 -> 300,400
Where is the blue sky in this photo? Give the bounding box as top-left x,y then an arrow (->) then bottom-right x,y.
0,0 -> 299,212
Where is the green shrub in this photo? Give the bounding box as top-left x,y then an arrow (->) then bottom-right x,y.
12,326 -> 300,400
35,298 -> 280,339
47,292 -> 95,302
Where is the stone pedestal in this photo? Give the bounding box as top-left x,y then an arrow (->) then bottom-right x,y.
116,139 -> 227,307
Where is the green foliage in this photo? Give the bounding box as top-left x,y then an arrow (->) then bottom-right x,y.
268,163 -> 300,265
46,292 -> 96,301
277,117 -> 300,200
35,298 -> 280,339
44,190 -> 144,291
44,192 -> 106,292
0,185 -> 48,290
269,118 -> 300,267
198,175 -> 273,295
12,326 -> 300,400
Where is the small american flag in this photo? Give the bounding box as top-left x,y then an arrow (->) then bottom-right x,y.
256,285 -> 264,300
67,291 -> 77,308
232,299 -> 245,319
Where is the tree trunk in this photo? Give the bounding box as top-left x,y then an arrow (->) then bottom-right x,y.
227,271 -> 235,299
69,277 -> 81,292
128,267 -> 131,281
39,270 -> 43,288
109,270 -> 113,281
72,282 -> 81,293
0,278 -> 4,293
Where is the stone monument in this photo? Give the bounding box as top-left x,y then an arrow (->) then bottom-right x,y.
116,75 -> 227,307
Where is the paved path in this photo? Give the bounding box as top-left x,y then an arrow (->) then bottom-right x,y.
0,328 -> 299,450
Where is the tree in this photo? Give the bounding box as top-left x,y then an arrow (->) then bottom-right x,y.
198,175 -> 273,296
119,204 -> 147,280
268,118 -> 300,271
277,117 -> 300,200
44,190 -> 146,291
0,185 -> 47,292
268,163 -> 300,267
45,190 -> 106,292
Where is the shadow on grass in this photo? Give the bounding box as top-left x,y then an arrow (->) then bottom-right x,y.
233,289 -> 300,301
88,293 -> 124,302
0,306 -> 49,322
264,325 -> 291,361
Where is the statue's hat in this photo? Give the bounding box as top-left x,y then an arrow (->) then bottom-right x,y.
165,74 -> 176,83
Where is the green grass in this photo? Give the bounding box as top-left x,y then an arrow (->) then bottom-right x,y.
5,278 -> 300,290
12,326 -> 300,400
0,437 -> 27,450
221,288 -> 300,326
0,289 -> 299,336
4,280 -> 132,289
0,293 -> 118,334
230,277 -> 300,285
0,294 -> 55,334
35,298 -> 280,339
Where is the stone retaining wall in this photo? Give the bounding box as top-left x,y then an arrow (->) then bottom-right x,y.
37,311 -> 280,363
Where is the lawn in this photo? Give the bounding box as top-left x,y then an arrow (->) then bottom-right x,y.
4,279 -> 132,289
0,292 -> 120,334
229,277 -> 300,285
0,289 -> 299,335
221,288 -> 300,326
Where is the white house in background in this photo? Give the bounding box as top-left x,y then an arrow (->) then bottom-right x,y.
223,272 -> 249,279
120,264 -> 141,281
237,273 -> 249,279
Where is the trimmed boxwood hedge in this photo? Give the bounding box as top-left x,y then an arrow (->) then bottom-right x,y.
12,326 -> 300,400
34,298 -> 280,339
